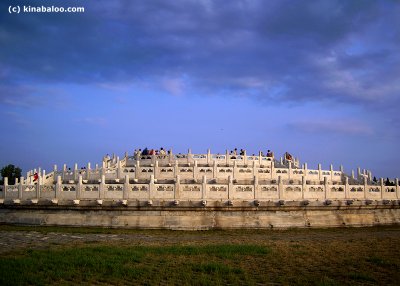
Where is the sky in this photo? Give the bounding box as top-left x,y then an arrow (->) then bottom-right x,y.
1,0 -> 399,178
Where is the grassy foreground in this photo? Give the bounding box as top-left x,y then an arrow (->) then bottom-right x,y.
0,226 -> 399,285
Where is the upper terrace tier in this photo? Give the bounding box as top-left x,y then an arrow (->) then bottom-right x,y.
124,150 -> 290,167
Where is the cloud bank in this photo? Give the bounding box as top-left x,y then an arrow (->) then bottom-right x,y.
1,0 -> 399,107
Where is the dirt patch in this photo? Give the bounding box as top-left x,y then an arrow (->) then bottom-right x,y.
1,225 -> 399,253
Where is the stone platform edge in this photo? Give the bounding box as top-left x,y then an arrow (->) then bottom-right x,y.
1,199 -> 400,230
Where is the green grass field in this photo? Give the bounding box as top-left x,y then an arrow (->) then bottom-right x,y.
0,225 -> 399,285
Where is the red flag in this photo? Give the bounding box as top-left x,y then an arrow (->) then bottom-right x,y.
285,152 -> 293,161
33,173 -> 39,182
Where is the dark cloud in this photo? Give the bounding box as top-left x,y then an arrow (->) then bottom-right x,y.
1,0 -> 399,109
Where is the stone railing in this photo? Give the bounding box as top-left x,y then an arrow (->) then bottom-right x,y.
46,162 -> 347,184
1,175 -> 399,205
123,151 -> 279,167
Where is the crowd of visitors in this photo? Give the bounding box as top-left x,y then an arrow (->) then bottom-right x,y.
229,148 -> 275,158
133,147 -> 169,160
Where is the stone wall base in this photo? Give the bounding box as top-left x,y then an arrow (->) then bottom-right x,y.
1,205 -> 400,229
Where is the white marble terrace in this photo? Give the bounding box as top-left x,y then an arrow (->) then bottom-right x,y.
1,149 -> 399,205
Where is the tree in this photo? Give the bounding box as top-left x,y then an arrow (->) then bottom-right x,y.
0,164 -> 22,185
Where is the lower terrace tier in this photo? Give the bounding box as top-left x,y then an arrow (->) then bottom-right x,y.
3,150 -> 397,205
1,174 -> 398,204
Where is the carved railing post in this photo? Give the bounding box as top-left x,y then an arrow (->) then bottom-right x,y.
21,177 -> 25,199
117,160 -> 122,179
149,175 -> 155,200
278,175 -> 283,200
36,175 -> 42,200
54,176 -> 62,199
99,175 -> 106,199
380,178 -> 384,199
202,175 -> 207,200
193,161 -> 198,179
187,148 -> 192,164
233,160 -> 237,180
345,177 -> 349,199
254,175 -> 259,200
53,165 -> 57,183
174,160 -> 179,178
228,175 -> 233,200
213,160 -> 217,178
174,175 -> 180,200
86,163 -> 91,180
55,176 -> 62,200
42,170 -> 46,182
135,161 -> 140,179
77,175 -> 82,199
363,176 -> 368,200
302,175 -> 306,200
318,164 -> 322,181
395,178 -> 399,199
123,174 -> 130,200
324,177 -> 328,200
62,164 -> 67,181
18,177 -> 23,200
270,160 -> 275,180
100,165 -> 105,180
155,160 -> 160,178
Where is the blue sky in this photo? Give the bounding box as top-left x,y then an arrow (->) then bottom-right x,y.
1,0 -> 399,178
